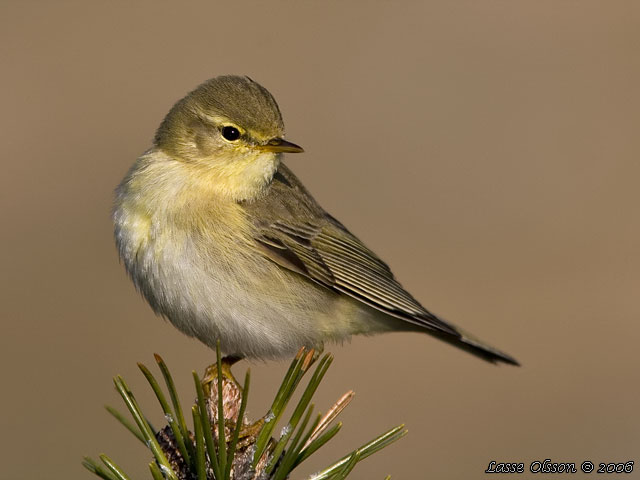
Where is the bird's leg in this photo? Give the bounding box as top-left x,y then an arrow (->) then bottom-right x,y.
222,355 -> 243,367
202,354 -> 243,385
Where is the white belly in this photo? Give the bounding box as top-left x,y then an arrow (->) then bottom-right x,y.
114,210 -> 376,358
112,152 -> 396,358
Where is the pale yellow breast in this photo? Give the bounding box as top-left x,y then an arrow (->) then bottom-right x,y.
113,150 -> 395,358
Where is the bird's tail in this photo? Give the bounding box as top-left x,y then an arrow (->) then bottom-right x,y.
428,326 -> 520,366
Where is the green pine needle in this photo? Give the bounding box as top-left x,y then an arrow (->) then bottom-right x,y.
252,348 -> 314,467
99,454 -> 132,480
148,462 -> 164,480
105,406 -> 146,445
113,376 -> 178,480
154,354 -> 194,462
308,425 -> 408,480
266,353 -> 333,473
84,345 -> 406,480
192,405 -> 208,480
331,451 -> 360,480
294,421 -> 343,468
193,370 -> 222,480
82,456 -> 118,480
138,362 -> 192,468
272,405 -> 315,480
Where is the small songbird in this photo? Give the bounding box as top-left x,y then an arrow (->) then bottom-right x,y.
113,75 -> 518,365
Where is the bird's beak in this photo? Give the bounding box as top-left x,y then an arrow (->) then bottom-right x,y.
257,138 -> 304,153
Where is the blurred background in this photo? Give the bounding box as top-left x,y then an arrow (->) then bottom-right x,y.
1,1 -> 638,479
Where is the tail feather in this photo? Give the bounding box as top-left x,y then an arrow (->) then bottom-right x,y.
429,328 -> 520,366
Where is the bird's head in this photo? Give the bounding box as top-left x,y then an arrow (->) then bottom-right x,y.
154,75 -> 303,201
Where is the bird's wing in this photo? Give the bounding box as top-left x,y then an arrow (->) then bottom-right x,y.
247,165 -> 458,336
245,164 -> 519,365
255,218 -> 459,336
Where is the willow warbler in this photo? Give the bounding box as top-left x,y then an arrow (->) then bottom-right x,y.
113,75 -> 518,365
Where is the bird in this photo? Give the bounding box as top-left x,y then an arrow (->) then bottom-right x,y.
113,75 -> 518,366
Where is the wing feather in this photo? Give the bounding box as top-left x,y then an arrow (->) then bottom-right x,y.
255,218 -> 459,336
243,163 -> 519,365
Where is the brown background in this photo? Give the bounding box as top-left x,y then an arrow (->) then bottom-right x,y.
1,2 -> 638,479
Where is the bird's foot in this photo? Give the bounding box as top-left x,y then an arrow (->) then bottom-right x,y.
202,355 -> 243,385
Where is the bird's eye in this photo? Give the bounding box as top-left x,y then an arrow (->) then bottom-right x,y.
221,126 -> 241,141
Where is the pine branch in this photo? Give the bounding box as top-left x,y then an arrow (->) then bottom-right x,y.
84,345 -> 406,479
